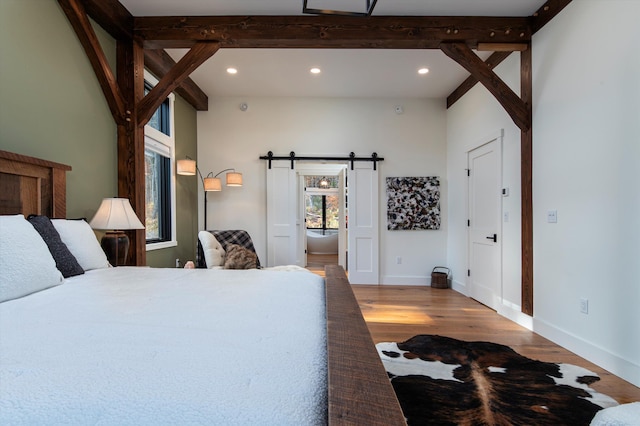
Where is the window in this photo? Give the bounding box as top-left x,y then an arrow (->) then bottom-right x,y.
305,176 -> 339,232
144,71 -> 176,250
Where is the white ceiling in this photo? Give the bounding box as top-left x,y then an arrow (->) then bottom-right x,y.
120,0 -> 547,99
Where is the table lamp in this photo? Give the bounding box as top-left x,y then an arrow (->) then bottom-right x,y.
89,198 -> 145,266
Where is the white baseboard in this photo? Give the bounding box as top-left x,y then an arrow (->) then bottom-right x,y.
531,317 -> 640,388
380,275 -> 428,286
451,279 -> 467,295
498,300 -> 534,330
466,296 -> 640,387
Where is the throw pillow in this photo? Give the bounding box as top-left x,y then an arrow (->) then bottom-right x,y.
52,219 -> 110,270
223,244 -> 258,270
27,215 -> 84,278
0,214 -> 64,302
198,231 -> 225,268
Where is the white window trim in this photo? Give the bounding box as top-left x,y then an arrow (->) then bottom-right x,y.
144,70 -> 177,251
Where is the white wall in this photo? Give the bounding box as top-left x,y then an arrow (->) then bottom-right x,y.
447,0 -> 640,387
198,97 -> 448,284
446,53 -> 523,313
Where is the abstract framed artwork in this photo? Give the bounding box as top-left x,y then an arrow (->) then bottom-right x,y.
387,177 -> 440,230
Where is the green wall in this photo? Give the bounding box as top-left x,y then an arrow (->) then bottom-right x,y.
0,0 -> 117,219
0,0 -> 198,267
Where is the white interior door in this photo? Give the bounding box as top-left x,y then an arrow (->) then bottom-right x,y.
298,174 -> 307,267
347,162 -> 379,284
338,168 -> 346,268
266,160 -> 297,266
468,139 -> 502,309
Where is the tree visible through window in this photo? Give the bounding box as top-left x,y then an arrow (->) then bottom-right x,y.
145,149 -> 170,242
305,176 -> 339,232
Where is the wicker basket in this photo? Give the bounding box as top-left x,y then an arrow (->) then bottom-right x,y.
431,266 -> 451,289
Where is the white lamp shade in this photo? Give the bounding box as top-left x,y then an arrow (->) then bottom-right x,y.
204,177 -> 222,191
89,198 -> 145,230
177,159 -> 197,175
226,172 -> 243,187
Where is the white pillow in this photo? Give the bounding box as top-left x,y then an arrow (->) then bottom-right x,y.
199,231 -> 225,268
52,219 -> 110,270
0,214 -> 64,302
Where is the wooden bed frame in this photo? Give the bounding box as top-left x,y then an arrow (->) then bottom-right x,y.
0,149 -> 406,425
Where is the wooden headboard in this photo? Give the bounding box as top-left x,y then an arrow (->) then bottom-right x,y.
0,150 -> 71,218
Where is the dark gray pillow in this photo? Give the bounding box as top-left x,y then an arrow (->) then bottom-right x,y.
27,215 -> 84,278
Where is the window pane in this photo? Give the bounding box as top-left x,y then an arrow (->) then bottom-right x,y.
325,195 -> 339,229
305,175 -> 338,188
305,194 -> 340,230
144,83 -> 170,136
145,149 -> 161,240
305,194 -> 323,229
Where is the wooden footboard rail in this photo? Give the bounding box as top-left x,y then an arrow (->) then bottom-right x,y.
325,265 -> 406,425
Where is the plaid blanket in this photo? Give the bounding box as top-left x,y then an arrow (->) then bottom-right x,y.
197,230 -> 261,268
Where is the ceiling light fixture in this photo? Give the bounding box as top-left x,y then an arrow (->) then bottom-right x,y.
226,67 -> 238,75
302,0 -> 378,17
418,68 -> 430,75
310,67 -> 321,74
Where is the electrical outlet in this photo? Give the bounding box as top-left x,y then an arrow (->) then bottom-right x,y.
547,210 -> 558,223
175,258 -> 181,268
580,298 -> 589,314
396,256 -> 402,265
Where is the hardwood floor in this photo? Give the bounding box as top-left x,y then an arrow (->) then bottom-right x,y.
350,284 -> 640,405
306,256 -> 639,403
306,253 -> 338,277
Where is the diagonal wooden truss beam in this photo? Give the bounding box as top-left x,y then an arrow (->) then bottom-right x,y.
440,42 -> 530,131
447,51 -> 513,108
79,0 -> 209,111
58,0 -> 127,125
137,42 -> 220,127
144,50 -> 209,111
447,0 -> 572,107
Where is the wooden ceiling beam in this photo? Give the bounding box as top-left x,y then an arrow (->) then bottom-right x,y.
144,50 -> 209,111
58,0 -> 127,125
134,16 -> 531,49
138,42 -> 220,127
531,0 -> 573,34
80,0 -> 133,40
440,42 -> 530,131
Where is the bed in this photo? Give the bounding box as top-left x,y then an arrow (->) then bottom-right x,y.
0,150 -> 405,425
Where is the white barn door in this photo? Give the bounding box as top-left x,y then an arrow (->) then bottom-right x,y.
266,161 -> 297,266
347,162 -> 379,284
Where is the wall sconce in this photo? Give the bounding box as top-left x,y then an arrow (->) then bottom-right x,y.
89,198 -> 145,266
177,157 -> 243,230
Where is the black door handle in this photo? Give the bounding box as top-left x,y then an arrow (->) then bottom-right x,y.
486,234 -> 497,242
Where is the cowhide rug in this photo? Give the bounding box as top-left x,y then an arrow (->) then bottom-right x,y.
377,335 -> 618,425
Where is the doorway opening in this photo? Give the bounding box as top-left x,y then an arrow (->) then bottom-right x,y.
305,175 -> 340,271
296,163 -> 347,274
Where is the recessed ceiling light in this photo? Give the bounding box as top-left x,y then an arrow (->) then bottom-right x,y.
227,67 -> 238,75
418,68 -> 429,75
310,67 -> 321,74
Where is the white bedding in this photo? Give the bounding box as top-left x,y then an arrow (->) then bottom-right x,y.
0,267 -> 327,425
